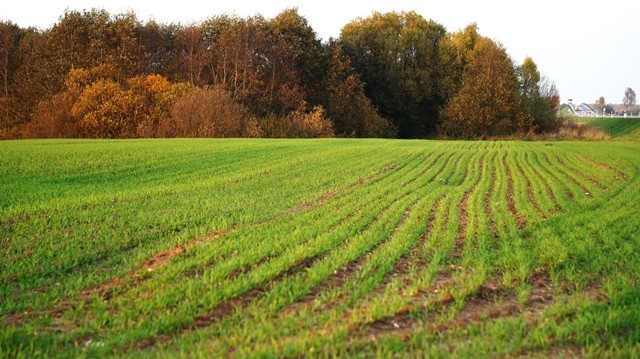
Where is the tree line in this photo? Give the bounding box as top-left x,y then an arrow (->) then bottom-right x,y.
0,9 -> 560,139
594,88 -> 638,115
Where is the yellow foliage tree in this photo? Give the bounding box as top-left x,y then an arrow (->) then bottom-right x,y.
68,70 -> 174,138
439,39 -> 532,138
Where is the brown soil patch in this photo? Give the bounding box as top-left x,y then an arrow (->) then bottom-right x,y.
4,312 -> 23,327
138,252 -> 336,349
484,161 -> 499,238
292,190 -> 341,213
453,151 -> 488,257
101,163 -> 396,291
136,171 -> 414,349
368,194 -> 447,299
518,344 -> 584,358
187,286 -> 265,331
353,180 -> 464,331
362,271 -> 458,337
0,214 -> 31,229
282,209 -> 411,316
503,153 -> 526,229
400,195 -> 445,273
453,190 -> 471,259
223,257 -> 271,281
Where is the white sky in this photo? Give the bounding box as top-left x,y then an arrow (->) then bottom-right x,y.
2,0 -> 638,104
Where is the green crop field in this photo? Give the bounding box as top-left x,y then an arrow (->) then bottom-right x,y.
1,139 -> 639,357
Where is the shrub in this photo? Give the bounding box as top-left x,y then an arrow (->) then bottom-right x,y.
289,103 -> 334,138
165,86 -> 246,138
556,122 -> 610,140
25,92 -> 77,138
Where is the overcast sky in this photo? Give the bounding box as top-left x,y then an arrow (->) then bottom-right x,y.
2,0 -> 638,104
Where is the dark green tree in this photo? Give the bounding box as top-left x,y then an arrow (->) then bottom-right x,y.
340,11 -> 446,138
268,8 -> 326,106
519,57 -> 559,132
322,43 -> 394,137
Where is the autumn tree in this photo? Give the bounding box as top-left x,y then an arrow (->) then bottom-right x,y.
138,21 -> 181,79
2,8 -> 564,139
0,22 -> 21,100
595,96 -> 606,110
9,28 -> 51,135
10,9 -> 144,137
437,24 -> 483,107
520,57 -> 540,100
539,76 -> 560,128
340,12 -> 446,138
258,14 -> 307,116
268,8 -> 326,106
440,39 -> 532,138
203,16 -> 261,105
42,10 -> 140,88
202,13 -> 306,117
176,24 -> 210,85
25,91 -> 78,138
623,87 -> 636,108
0,21 -> 25,137
25,64 -> 121,137
31,66 -> 176,138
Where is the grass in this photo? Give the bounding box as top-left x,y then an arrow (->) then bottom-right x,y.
560,108 -> 640,140
1,138 -> 639,357
585,117 -> 640,139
